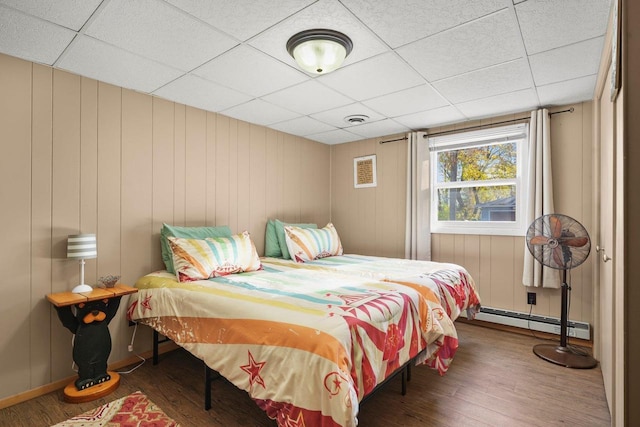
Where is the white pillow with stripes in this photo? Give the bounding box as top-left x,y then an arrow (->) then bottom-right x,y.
205,231 -> 261,277
169,231 -> 261,282
284,223 -> 343,263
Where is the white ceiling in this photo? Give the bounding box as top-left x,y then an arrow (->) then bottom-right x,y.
0,0 -> 612,144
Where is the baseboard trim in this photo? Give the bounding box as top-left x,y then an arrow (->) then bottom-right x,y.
0,341 -> 180,410
457,318 -> 593,348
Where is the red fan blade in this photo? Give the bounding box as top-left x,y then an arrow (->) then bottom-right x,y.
560,236 -> 589,247
552,247 -> 564,267
530,235 -> 550,245
549,215 -> 562,239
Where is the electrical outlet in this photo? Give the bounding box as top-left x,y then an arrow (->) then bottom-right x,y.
527,292 -> 537,305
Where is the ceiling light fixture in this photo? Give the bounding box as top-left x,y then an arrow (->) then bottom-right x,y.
286,29 -> 353,75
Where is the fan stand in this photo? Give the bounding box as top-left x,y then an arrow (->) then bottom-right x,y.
533,269 -> 597,369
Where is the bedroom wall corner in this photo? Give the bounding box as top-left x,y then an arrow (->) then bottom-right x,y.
330,134 -> 408,259
329,105 -> 595,324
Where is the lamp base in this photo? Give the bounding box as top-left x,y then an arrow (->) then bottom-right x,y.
533,344 -> 598,369
72,284 -> 93,294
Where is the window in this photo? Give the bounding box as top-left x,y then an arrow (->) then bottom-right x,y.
429,123 -> 528,235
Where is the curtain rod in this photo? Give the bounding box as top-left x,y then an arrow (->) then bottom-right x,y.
379,107 -> 575,142
379,136 -> 408,144
549,107 -> 575,116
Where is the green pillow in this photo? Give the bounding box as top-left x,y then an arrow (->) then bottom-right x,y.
160,223 -> 232,274
274,219 -> 317,260
264,220 -> 282,258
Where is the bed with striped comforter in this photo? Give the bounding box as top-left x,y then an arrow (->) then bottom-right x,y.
127,257 -> 477,426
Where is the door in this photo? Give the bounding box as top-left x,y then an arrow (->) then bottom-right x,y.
597,63 -> 616,420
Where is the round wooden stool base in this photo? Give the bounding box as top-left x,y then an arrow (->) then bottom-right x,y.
63,371 -> 120,403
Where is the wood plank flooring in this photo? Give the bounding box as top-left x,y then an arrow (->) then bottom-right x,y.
0,322 -> 610,426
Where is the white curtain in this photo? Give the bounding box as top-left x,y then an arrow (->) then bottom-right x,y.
405,132 -> 431,260
523,109 -> 560,288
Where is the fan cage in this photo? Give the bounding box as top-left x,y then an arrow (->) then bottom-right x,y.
526,213 -> 591,270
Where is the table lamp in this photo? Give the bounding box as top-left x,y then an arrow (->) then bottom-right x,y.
67,234 -> 97,293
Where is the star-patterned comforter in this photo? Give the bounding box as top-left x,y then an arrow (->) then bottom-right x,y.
127,259 -> 471,427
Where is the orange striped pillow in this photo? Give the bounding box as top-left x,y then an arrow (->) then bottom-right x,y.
168,236 -> 217,282
284,223 -> 343,263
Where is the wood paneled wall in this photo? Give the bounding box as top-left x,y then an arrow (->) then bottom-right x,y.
0,48 -> 596,403
330,136 -> 408,259
0,53 -> 330,400
331,104 -> 594,323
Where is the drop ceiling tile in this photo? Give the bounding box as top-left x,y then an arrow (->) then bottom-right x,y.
261,80 -> 353,116
394,106 -> 466,129
306,128 -> 363,145
166,0 -> 314,41
153,74 -> 252,112
529,37 -> 604,86
433,59 -> 532,103
310,103 -> 385,128
57,35 -> 183,93
0,0 -> 101,31
362,84 -> 449,118
456,88 -> 539,119
516,0 -> 610,55
340,0 -> 508,48
268,116 -> 335,137
346,119 -> 410,139
85,0 -> 237,71
0,5 -> 76,65
0,0 -> 610,143
319,52 -> 425,101
192,45 -> 307,97
537,74 -> 597,106
249,0 -> 388,72
397,9 -> 522,81
221,99 -> 300,126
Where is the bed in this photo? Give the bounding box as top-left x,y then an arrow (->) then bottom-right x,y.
127,222 -> 480,427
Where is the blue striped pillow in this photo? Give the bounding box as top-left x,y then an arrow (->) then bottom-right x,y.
284,223 -> 343,263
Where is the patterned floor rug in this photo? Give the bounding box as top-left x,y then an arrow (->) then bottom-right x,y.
52,391 -> 180,426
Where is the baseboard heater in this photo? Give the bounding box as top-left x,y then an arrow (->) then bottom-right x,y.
463,306 -> 591,340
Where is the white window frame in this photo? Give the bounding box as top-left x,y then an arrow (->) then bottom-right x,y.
429,123 -> 529,236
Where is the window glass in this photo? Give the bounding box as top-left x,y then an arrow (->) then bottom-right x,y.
436,142 -> 517,183
429,123 -> 528,235
436,185 -> 516,221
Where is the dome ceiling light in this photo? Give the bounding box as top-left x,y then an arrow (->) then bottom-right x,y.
286,29 -> 353,75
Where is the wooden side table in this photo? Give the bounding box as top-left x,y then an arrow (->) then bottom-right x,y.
47,284 -> 138,403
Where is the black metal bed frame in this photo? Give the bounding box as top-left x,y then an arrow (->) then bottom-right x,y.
153,329 -> 425,411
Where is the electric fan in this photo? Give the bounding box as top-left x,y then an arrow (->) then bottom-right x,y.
526,213 -> 597,369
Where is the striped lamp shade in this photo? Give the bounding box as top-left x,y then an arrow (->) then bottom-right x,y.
67,234 -> 97,259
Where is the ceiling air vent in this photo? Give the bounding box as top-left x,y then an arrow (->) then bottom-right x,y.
344,114 -> 369,124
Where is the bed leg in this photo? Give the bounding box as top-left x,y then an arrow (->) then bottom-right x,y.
204,364 -> 212,410
401,368 -> 407,396
153,330 -> 159,365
